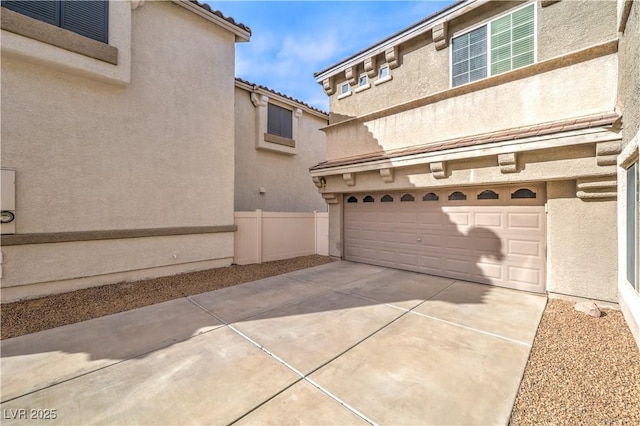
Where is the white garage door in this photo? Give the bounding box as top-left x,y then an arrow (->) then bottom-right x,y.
344,185 -> 546,293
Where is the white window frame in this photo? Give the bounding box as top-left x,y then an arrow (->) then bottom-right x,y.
354,72 -> 371,93
378,64 -> 390,79
337,82 -> 352,99
358,73 -> 368,87
449,2 -> 537,88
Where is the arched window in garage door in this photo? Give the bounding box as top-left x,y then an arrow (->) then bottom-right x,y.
511,188 -> 537,199
363,195 -> 375,203
448,191 -> 467,201
381,194 -> 394,202
401,194 -> 415,202
347,196 -> 358,203
423,192 -> 439,201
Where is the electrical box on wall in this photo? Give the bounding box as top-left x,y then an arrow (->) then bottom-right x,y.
1,169 -> 16,234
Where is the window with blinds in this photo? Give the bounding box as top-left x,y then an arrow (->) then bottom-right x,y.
1,0 -> 109,43
267,103 -> 293,139
452,3 -> 535,87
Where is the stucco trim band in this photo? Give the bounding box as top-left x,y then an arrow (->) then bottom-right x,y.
1,225 -> 237,246
323,40 -> 619,131
0,7 -> 118,65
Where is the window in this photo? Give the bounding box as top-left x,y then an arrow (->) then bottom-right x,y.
452,3 -> 535,87
2,0 -> 109,43
423,192 -> 439,201
511,188 -> 536,199
347,196 -> 358,203
340,82 -> 349,95
401,194 -> 415,202
627,161 -> 638,291
478,190 -> 499,200
358,73 -> 368,87
378,64 -> 389,79
267,103 -> 293,139
448,191 -> 467,201
381,194 -> 393,202
363,195 -> 375,203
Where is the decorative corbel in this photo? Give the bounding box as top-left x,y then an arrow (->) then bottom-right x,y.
342,173 -> 356,186
432,22 -> 448,51
312,176 -> 326,189
295,108 -> 303,118
596,141 -> 621,166
251,92 -> 268,108
131,0 -> 145,10
429,161 -> 448,179
380,168 -> 394,183
322,193 -> 339,204
345,66 -> 357,86
498,153 -> 518,173
385,46 -> 399,69
364,56 -> 377,78
576,176 -> 617,199
322,77 -> 335,96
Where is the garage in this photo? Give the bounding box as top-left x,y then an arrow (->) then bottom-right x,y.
344,185 -> 546,293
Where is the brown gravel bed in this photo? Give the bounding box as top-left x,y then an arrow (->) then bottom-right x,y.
0,255 -> 333,340
510,299 -> 640,425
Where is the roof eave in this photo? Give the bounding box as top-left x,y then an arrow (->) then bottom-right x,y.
314,0 -> 492,82
173,0 -> 251,42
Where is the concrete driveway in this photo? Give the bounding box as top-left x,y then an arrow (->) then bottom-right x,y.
1,261 -> 546,425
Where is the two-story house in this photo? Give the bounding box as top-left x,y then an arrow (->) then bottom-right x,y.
0,0 -> 250,302
234,78 -> 328,213
311,0 -> 638,343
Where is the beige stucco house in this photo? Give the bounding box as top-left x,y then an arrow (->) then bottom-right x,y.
234,78 -> 328,213
311,0 -> 639,345
0,0 -> 250,302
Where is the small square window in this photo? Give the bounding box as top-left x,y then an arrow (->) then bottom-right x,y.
358,73 -> 368,87
379,64 -> 389,79
340,82 -> 349,94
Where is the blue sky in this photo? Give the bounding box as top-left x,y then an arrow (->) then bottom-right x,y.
207,1 -> 456,111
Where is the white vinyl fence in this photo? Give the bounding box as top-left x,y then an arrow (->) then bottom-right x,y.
234,210 -> 328,265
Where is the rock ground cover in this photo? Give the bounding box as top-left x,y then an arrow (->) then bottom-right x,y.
1,255 -> 333,340
1,260 -> 638,424
510,299 -> 640,424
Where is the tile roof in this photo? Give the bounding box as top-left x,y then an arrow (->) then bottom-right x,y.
310,112 -> 619,171
189,0 -> 251,35
236,78 -> 328,116
314,0 -> 466,78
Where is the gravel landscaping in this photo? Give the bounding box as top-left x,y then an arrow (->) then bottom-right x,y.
510,299 -> 640,425
2,259 -> 639,424
0,255 -> 333,340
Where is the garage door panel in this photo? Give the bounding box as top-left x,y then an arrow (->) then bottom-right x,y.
508,266 -> 541,286
476,262 -> 503,281
508,212 -> 542,231
508,239 -> 542,257
344,189 -> 546,293
474,212 -> 504,228
444,211 -> 471,227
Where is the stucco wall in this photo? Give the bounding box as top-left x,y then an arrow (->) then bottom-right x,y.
234,86 -> 328,212
616,0 -> 640,348
325,54 -> 618,161
327,1 -> 617,120
0,1 -> 238,299
547,180 -> 618,302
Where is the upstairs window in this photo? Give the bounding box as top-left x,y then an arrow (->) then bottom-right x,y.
2,0 -> 109,43
339,82 -> 349,95
452,3 -> 535,87
358,73 -> 368,87
378,64 -> 389,79
267,103 -> 293,139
